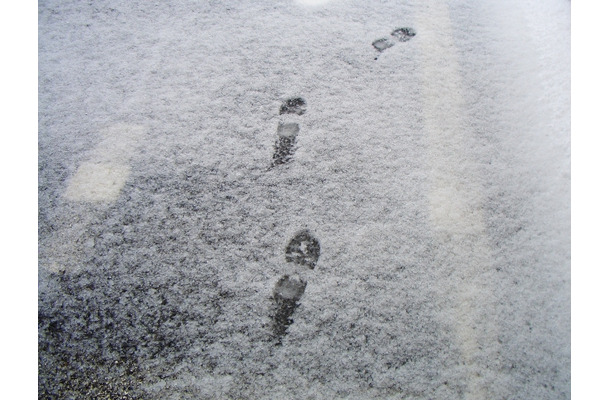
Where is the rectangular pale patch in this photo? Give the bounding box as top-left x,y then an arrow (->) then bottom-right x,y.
64,162 -> 130,202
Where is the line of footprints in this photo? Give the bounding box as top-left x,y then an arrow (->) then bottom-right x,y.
267,25 -> 415,341
268,97 -> 321,344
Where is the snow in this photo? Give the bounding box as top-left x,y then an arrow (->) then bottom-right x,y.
64,161 -> 131,201
38,0 -> 570,399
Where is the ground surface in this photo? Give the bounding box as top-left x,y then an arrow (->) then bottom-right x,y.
38,0 -> 570,399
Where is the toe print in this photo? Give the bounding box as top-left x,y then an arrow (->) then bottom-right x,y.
391,27 -> 416,42
279,97 -> 307,115
285,229 -> 321,270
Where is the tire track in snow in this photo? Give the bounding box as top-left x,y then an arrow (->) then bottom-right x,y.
415,2 -> 502,398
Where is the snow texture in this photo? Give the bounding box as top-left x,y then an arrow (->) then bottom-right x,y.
39,0 -> 570,399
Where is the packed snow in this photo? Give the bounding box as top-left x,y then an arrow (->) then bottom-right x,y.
38,0 -> 570,398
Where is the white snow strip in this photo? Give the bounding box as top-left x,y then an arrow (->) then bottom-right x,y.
51,124 -> 145,273
416,2 -> 499,398
65,124 -> 145,202
64,162 -> 131,202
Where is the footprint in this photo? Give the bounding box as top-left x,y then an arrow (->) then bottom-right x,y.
271,275 -> 307,342
271,122 -> 300,166
372,27 -> 416,60
372,38 -> 395,53
279,97 -> 307,115
285,229 -> 321,269
271,98 -> 306,167
391,27 -> 416,42
269,230 -> 321,343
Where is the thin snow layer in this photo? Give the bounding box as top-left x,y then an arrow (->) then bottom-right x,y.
38,0 -> 570,399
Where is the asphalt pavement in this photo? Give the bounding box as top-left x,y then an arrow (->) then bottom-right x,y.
38,1 -> 570,399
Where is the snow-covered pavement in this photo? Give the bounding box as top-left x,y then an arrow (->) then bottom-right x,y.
38,0 -> 570,398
